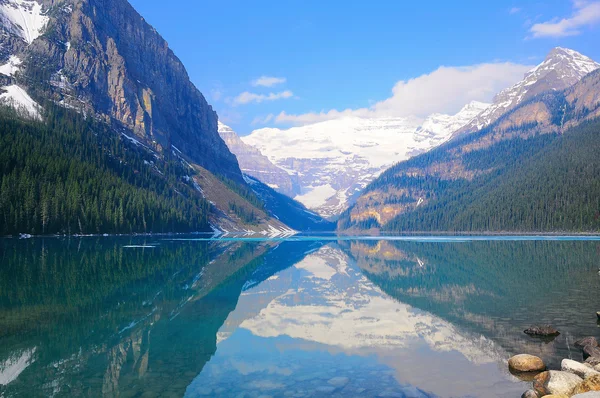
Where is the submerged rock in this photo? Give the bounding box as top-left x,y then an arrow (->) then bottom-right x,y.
533,370 -> 583,396
524,326 -> 560,337
584,345 -> 600,360
576,337 -> 599,348
573,375 -> 600,395
562,359 -> 600,379
509,354 -> 546,373
521,389 -> 540,398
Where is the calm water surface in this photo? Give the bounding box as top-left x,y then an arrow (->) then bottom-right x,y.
0,236 -> 599,397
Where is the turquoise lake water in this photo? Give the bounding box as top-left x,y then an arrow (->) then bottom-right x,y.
1,236 -> 599,397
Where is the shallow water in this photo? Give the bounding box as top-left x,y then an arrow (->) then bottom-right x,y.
0,236 -> 599,397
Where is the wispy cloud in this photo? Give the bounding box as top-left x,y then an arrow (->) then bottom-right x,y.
251,114 -> 275,125
270,62 -> 531,126
509,7 -> 522,14
530,0 -> 600,37
233,90 -> 294,105
251,76 -> 287,87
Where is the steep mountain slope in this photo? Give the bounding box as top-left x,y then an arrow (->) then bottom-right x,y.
243,175 -> 335,232
0,0 -> 242,181
0,105 -> 212,235
339,68 -> 600,233
454,47 -> 599,137
243,101 -> 489,219
0,0 -> 319,235
218,122 -> 299,198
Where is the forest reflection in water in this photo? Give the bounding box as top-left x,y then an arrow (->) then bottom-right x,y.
0,236 -> 598,397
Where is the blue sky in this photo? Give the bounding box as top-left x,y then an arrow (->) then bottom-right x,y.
129,0 -> 600,135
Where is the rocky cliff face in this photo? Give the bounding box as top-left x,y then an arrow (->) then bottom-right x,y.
218,122 -> 300,197
1,0 -> 242,181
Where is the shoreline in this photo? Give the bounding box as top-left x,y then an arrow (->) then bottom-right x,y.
4,231 -> 600,240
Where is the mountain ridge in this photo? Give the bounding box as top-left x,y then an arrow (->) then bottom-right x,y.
0,0 -> 321,236
338,62 -> 600,233
242,100 -> 490,219
453,47 -> 600,138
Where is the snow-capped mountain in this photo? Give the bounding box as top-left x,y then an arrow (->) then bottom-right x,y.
242,101 -> 489,218
218,122 -> 300,198
455,47 -> 600,136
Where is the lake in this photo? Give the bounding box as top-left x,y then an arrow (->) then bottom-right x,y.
0,236 -> 599,397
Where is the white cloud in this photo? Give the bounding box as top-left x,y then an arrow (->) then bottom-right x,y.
252,76 -> 287,87
210,89 -> 223,101
530,0 -> 600,38
233,90 -> 294,105
273,62 -> 531,126
251,114 -> 275,125
509,7 -> 522,14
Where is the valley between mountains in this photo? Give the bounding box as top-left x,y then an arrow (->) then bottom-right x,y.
0,0 -> 599,236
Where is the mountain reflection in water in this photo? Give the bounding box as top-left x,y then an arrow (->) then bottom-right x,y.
0,237 -> 598,397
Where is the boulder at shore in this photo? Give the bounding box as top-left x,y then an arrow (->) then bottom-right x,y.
584,345 -> 600,360
510,354 -> 546,373
562,359 -> 600,379
525,326 -> 561,337
572,374 -> 600,395
534,371 -> 583,396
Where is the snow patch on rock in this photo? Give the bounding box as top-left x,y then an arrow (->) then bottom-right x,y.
0,55 -> 22,76
0,84 -> 42,119
0,0 -> 49,45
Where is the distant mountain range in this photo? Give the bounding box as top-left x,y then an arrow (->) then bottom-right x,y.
1,0 -> 598,235
338,49 -> 600,233
237,101 -> 490,219
454,47 -> 600,137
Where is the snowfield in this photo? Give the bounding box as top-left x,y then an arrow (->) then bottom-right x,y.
0,85 -> 43,120
243,101 -> 489,217
0,0 -> 49,45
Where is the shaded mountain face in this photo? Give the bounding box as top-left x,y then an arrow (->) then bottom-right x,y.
242,101 -> 489,219
454,47 -> 599,137
0,0 -> 242,182
0,0 -> 329,235
339,67 -> 600,232
218,122 -> 300,198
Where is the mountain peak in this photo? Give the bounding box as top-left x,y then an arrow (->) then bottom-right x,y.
528,47 -> 600,81
218,121 -> 234,134
453,48 -> 599,137
459,101 -> 490,113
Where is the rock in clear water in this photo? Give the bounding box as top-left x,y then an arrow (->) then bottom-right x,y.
533,370 -> 583,396
509,354 -> 546,373
586,357 -> 600,366
576,337 -> 599,348
584,345 -> 600,360
562,359 -> 600,379
524,326 -> 560,336
521,389 -> 540,398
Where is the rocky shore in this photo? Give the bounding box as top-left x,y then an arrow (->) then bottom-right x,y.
510,334 -> 600,397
